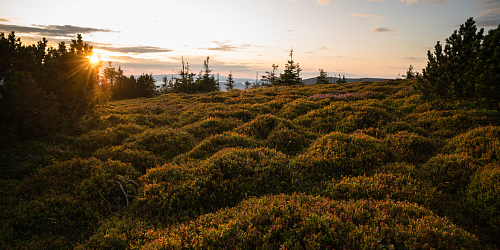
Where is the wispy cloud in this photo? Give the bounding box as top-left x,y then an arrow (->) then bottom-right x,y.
475,0 -> 500,27
400,0 -> 448,6
351,13 -> 387,19
204,41 -> 251,52
97,45 -> 173,54
0,18 -> 10,22
370,27 -> 392,32
0,23 -> 116,37
316,0 -> 332,5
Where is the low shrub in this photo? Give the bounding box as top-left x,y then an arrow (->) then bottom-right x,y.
74,123 -> 146,152
173,132 -> 263,161
296,132 -> 391,181
443,126 -> 500,163
142,194 -> 478,249
323,173 -> 440,207
124,127 -> 196,160
181,117 -> 243,140
419,153 -> 478,194
376,162 -> 416,176
1,158 -> 139,248
465,164 -> 500,234
93,145 -> 161,173
136,147 -> 292,223
384,121 -> 429,136
279,98 -> 324,120
384,131 -> 437,164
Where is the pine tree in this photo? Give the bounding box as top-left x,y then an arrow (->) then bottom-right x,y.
278,49 -> 302,86
244,80 -> 251,89
316,68 -> 329,84
225,70 -> 235,90
261,64 -> 279,86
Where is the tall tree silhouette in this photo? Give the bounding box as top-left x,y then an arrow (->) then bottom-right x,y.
278,49 -> 302,86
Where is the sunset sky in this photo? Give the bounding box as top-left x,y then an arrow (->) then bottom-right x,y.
1,0 -> 499,80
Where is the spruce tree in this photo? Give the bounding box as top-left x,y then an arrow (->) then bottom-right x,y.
261,64 -> 279,86
278,49 -> 302,86
225,70 -> 235,90
316,68 -> 329,84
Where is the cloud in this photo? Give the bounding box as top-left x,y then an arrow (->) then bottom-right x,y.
475,0 -> 500,27
0,23 -> 116,37
97,45 -> 173,54
406,57 -> 425,61
204,41 -> 251,52
370,27 -> 392,32
0,18 -> 10,22
400,0 -> 448,5
351,13 -> 387,19
316,0 -> 332,4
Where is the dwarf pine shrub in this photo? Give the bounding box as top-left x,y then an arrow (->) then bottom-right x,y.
384,131 -> 437,164
181,117 -> 243,140
443,126 -> 500,163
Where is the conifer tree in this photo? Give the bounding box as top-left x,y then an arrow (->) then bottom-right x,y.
278,49 -> 302,86
261,64 -> 279,86
316,68 -> 329,84
225,70 -> 235,90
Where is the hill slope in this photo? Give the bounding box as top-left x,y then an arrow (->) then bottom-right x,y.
1,80 -> 499,249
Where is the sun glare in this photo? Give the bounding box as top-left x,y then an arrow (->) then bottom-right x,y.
90,54 -> 100,64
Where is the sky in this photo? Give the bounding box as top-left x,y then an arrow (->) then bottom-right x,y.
1,0 -> 499,80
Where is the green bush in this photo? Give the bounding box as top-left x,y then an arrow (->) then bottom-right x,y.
173,132 -> 263,161
141,194 -> 478,249
136,147 -> 292,223
181,117 -> 243,140
279,98 -> 324,120
323,173 -> 439,207
295,100 -> 394,134
296,132 -> 391,181
74,123 -> 146,152
384,131 -> 437,164
124,127 -> 196,160
465,164 -> 500,233
419,153 -> 478,194
443,126 -> 500,163
93,145 -> 161,173
1,158 -> 139,248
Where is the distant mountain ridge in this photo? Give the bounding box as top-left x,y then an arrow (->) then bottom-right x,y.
149,74 -> 393,90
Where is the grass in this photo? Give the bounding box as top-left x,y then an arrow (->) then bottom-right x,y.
1,79 -> 499,249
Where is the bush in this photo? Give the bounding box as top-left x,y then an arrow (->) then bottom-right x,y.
124,127 -> 196,160
443,126 -> 500,163
296,132 -> 391,181
323,173 -> 439,207
465,164 -> 500,233
93,145 -> 161,173
135,147 -> 292,223
279,98 -> 324,120
74,123 -> 146,152
142,194 -> 478,249
173,132 -> 263,162
295,101 -> 394,134
181,117 -> 243,140
1,158 -> 139,248
384,131 -> 437,164
419,153 -> 478,194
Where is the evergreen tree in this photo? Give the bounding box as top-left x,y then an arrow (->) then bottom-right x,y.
278,49 -> 302,86
336,74 -> 347,83
195,56 -> 219,92
415,17 -> 497,101
244,80 -> 251,90
261,64 -> 279,86
404,65 -> 416,79
225,70 -> 235,90
316,68 -> 329,84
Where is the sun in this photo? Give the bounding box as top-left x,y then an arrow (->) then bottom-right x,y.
90,54 -> 100,64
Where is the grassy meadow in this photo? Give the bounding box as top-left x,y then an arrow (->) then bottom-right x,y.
1,79 -> 500,249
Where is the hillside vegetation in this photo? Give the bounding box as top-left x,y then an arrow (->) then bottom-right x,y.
1,79 -> 500,249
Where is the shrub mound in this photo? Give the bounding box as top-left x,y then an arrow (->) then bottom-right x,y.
1,158 -> 139,248
323,173 -> 439,207
142,194 -> 478,249
296,132 -> 391,181
135,147 -> 292,223
93,145 -> 161,173
443,126 -> 500,163
384,131 -> 436,164
74,123 -> 146,152
124,127 -> 196,160
466,164 -> 500,233
234,114 -> 315,155
173,132 -> 263,161
294,100 -> 394,134
419,153 -> 478,194
181,117 -> 243,140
